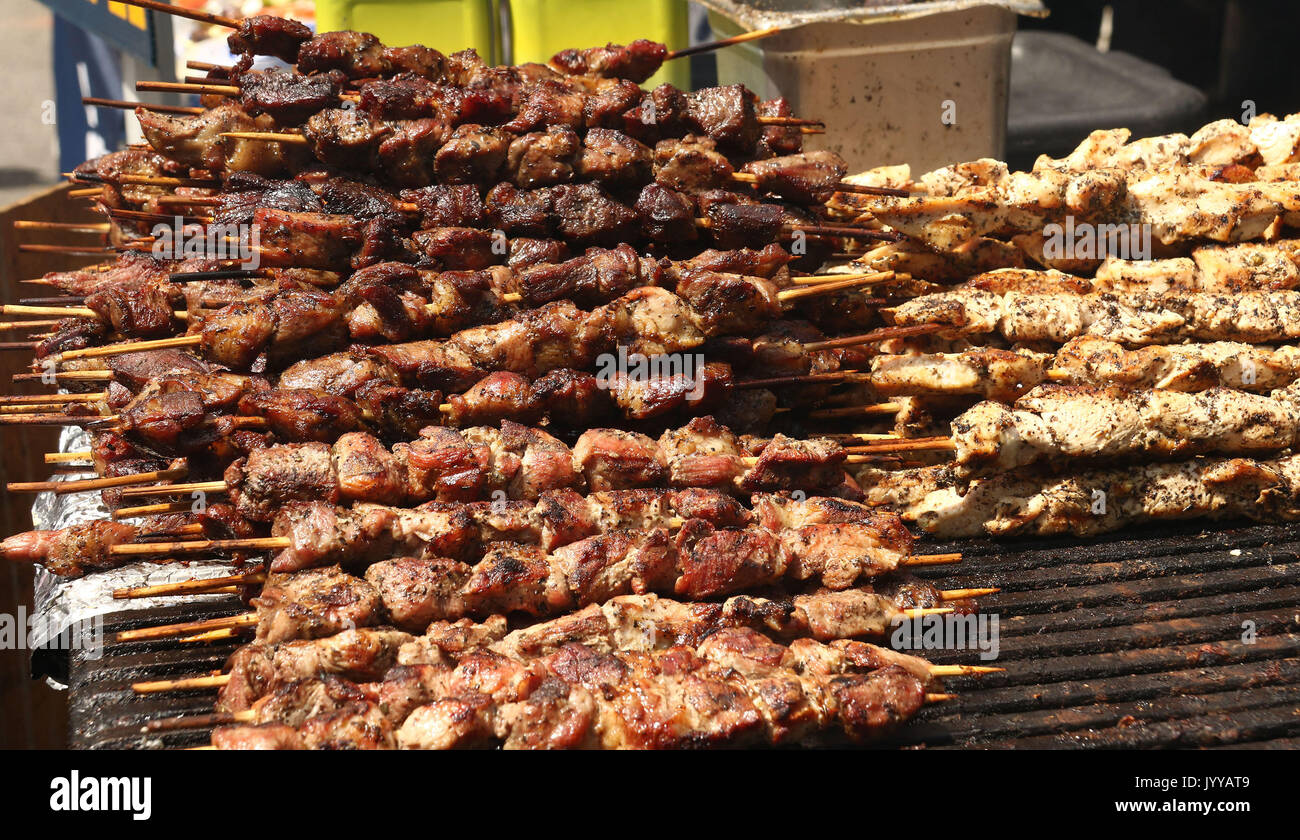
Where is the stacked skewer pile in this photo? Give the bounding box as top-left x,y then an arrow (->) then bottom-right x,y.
0,1 -> 995,749
11,1 -> 1300,748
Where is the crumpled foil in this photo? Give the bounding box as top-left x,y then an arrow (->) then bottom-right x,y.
30,426 -> 239,685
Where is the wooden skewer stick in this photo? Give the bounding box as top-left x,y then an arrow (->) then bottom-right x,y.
904,553 -> 964,567
0,319 -> 62,332
53,466 -> 190,495
0,413 -> 116,426
219,130 -> 308,143
117,480 -> 230,500
775,272 -> 893,302
5,466 -> 186,494
0,392 -> 106,406
109,536 -> 291,557
45,450 -> 94,463
111,0 -> 240,28
55,334 -> 201,361
845,437 -> 957,454
939,588 -> 1000,600
111,500 -> 198,519
13,220 -> 110,234
114,569 -> 266,599
735,370 -> 870,390
13,370 -> 113,382
1046,368 -> 1071,381
802,323 -> 944,351
789,270 -> 895,286
66,187 -> 103,198
930,665 -> 1003,677
1,304 -> 97,319
132,673 -> 231,694
179,627 -> 241,643
17,244 -> 117,256
666,26 -> 782,59
82,96 -> 205,116
116,612 -> 259,643
1,403 -> 80,415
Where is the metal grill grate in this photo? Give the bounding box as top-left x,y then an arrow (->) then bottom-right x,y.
62,520 -> 1300,749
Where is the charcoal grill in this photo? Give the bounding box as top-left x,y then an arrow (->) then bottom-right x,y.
56,519 -> 1300,749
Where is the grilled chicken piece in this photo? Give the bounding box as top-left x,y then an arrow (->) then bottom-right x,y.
1052,336 -> 1300,393
870,348 -> 1051,402
888,288 -> 1300,345
217,627 -> 415,713
863,453 -> 1300,538
950,383 -> 1300,474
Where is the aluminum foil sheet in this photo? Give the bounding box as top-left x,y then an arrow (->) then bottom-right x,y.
30,425 -> 239,678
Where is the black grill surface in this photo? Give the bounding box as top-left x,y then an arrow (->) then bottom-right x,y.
65,519 -> 1300,749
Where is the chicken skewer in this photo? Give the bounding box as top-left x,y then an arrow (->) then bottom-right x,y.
856,451 -> 1300,538
887,287 -> 1300,346
855,378 -> 1300,475
867,337 -> 1300,404
863,160 -> 1300,249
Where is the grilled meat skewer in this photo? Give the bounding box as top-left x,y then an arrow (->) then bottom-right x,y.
857,451 -> 1300,538
207,626 -> 936,749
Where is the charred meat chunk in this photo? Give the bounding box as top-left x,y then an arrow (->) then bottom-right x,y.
227,15 -> 312,64
507,125 -> 581,188
435,124 -> 510,185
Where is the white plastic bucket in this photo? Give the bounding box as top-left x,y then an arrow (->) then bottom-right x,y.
704,2 -> 1042,175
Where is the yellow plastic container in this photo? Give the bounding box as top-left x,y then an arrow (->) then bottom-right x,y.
315,0 -> 501,64
507,0 -> 690,90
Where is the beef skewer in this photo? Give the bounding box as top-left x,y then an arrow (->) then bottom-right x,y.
105,417 -> 891,518
96,503 -> 958,638
113,0 -> 780,86
118,562 -> 961,646
186,627 -> 965,749
133,614 -> 986,700
2,250 -> 893,344
34,290 -> 928,396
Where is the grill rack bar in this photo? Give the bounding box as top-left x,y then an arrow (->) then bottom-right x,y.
60,519 -> 1300,749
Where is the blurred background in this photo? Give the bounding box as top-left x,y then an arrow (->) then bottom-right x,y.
1,0 -> 1300,747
